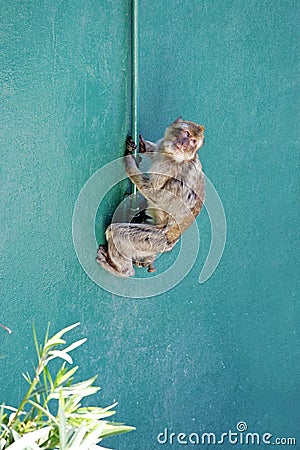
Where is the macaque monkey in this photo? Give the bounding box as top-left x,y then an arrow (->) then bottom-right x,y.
96,117 -> 205,277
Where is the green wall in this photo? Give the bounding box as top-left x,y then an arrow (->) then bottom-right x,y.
1,1 -> 299,449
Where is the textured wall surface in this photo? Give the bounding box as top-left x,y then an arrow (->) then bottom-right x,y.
1,1 -> 299,449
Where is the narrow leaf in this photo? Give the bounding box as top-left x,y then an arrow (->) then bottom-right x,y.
48,350 -> 73,364
0,406 -> 20,414
32,323 -> 41,360
45,323 -> 80,350
58,389 -> 67,450
100,423 -> 136,439
63,338 -> 87,353
27,400 -> 57,425
55,366 -> 78,388
21,372 -> 31,384
67,422 -> 87,447
78,425 -> 104,447
5,426 -> 51,450
0,438 -> 8,450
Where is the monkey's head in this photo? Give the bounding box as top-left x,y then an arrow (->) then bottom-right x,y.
162,117 -> 205,162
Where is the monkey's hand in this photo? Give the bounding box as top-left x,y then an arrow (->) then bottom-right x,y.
139,134 -> 146,153
126,136 -> 137,155
139,135 -> 157,155
125,135 -> 143,168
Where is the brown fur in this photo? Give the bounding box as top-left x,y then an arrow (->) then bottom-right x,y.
96,118 -> 205,276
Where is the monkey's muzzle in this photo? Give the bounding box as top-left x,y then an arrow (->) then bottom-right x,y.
175,138 -> 189,151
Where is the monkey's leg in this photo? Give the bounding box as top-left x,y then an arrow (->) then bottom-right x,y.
102,225 -> 136,277
107,223 -> 171,275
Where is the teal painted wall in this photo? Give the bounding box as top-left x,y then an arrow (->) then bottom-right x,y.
1,1 -> 299,449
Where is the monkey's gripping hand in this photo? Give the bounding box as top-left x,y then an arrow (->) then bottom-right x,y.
126,136 -> 137,155
139,134 -> 147,153
125,136 -> 144,170
124,136 -> 156,195
126,135 -> 153,155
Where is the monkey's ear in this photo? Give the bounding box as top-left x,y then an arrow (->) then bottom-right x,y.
171,116 -> 183,125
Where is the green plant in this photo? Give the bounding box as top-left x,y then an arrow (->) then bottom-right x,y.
0,323 -> 135,449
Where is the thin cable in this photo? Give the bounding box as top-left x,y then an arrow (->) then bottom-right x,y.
130,0 -> 139,210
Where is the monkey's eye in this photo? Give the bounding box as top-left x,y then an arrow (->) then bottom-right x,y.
184,131 -> 190,137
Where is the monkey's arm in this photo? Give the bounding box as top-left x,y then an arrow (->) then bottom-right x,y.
125,136 -> 157,199
124,153 -> 153,191
125,153 -> 168,209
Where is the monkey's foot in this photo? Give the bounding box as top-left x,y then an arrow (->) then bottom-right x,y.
96,246 -> 134,278
133,257 -> 157,273
97,245 -> 108,260
96,246 -> 125,277
133,259 -> 143,268
126,135 -> 137,154
147,261 -> 156,273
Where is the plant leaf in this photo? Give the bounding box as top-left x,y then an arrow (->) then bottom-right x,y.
32,323 -> 41,361
100,422 -> 136,439
50,377 -> 100,400
27,400 -> 57,425
5,426 -> 51,450
47,350 -> 73,364
1,322 -> 135,449
66,422 -> 87,448
58,389 -> 66,450
0,406 -> 20,414
0,438 -> 8,450
44,323 -> 80,351
63,338 -> 87,354
55,366 -> 78,388
22,372 -> 31,385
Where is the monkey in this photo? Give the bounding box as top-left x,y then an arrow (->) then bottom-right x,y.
96,117 -> 205,277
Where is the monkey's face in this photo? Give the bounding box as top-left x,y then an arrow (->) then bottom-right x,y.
163,118 -> 205,161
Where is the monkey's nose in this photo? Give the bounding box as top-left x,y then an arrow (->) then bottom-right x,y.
182,137 -> 190,147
